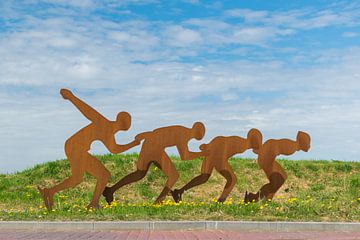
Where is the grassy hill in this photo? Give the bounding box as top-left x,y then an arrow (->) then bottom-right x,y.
0,153 -> 359,221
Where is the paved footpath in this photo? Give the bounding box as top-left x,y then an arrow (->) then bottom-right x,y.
0,230 -> 360,240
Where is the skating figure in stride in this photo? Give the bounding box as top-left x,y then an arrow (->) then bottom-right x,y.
244,131 -> 311,203
38,89 -> 139,210
103,122 -> 207,204
171,128 -> 262,203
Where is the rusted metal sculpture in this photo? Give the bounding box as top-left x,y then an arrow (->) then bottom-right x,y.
171,128 -> 262,203
244,131 -> 311,203
38,89 -> 140,210
102,122 -> 208,204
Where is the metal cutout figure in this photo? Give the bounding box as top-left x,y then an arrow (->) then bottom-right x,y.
103,122 -> 207,204
38,89 -> 140,210
244,131 -> 311,203
171,128 -> 262,203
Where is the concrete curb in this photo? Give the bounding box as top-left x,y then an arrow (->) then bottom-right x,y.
0,221 -> 359,232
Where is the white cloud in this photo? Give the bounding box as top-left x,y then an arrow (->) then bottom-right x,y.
43,0 -> 96,8
224,7 -> 360,30
182,0 -> 200,4
224,8 -> 268,21
342,31 -> 358,38
164,25 -> 203,47
232,27 -> 275,45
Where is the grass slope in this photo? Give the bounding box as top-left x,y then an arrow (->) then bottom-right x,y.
0,153 -> 359,221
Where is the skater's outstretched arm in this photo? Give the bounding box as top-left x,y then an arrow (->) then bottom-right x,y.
177,143 -> 205,161
104,136 -> 140,154
135,131 -> 153,141
60,88 -> 107,123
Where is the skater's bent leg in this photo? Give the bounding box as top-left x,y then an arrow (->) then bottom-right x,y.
245,157 -> 274,203
103,169 -> 147,204
155,154 -> 179,204
259,171 -> 285,199
108,169 -> 147,192
84,154 -> 111,209
217,164 -> 237,202
39,169 -> 83,211
172,173 -> 210,203
48,174 -> 83,196
258,161 -> 287,200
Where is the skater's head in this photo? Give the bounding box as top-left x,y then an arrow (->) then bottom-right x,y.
247,128 -> 262,153
192,122 -> 205,140
115,111 -> 131,131
296,131 -> 311,152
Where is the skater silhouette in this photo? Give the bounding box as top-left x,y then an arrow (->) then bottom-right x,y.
244,131 -> 311,203
171,128 -> 262,203
38,89 -> 140,210
103,122 -> 207,204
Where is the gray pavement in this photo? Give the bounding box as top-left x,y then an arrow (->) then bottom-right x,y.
1,221 -> 360,232
1,221 -> 360,240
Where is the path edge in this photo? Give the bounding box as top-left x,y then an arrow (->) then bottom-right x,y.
0,221 -> 359,232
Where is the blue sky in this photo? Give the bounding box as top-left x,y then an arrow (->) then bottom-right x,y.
0,0 -> 360,173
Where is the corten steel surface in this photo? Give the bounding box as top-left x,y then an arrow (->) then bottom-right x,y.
103,122 -> 207,204
38,89 -> 140,211
245,131 -> 311,203
172,128 -> 262,203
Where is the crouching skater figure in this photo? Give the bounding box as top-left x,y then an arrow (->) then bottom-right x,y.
244,131 -> 311,203
38,89 -> 140,210
103,122 -> 208,204
171,128 -> 263,203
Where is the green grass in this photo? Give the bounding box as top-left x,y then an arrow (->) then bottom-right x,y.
0,153 -> 359,221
